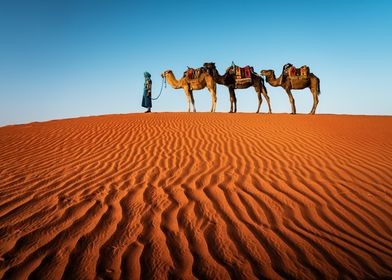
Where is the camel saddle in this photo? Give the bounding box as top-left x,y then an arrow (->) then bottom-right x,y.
233,65 -> 254,79
286,65 -> 310,79
231,65 -> 254,85
184,67 -> 204,80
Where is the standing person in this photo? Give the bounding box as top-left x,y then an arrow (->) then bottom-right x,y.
142,71 -> 152,113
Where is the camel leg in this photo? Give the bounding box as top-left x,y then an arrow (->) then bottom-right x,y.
309,79 -> 319,114
233,94 -> 237,113
190,91 -> 196,112
208,87 -> 217,112
256,89 -> 262,113
184,87 -> 195,113
285,89 -> 296,114
184,88 -> 191,112
229,87 -> 236,113
233,87 -> 237,113
213,93 -> 217,112
309,87 -> 319,114
209,96 -> 214,112
229,94 -> 233,113
261,84 -> 272,114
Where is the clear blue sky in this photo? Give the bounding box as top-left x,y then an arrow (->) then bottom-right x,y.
1,0 -> 391,126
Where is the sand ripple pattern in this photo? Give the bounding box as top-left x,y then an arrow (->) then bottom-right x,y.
0,113 -> 391,279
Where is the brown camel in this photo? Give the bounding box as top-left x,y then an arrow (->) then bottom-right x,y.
261,68 -> 320,114
203,63 -> 271,113
161,69 -> 217,112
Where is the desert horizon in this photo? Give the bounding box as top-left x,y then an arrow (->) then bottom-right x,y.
3,112 -> 392,129
0,112 -> 391,279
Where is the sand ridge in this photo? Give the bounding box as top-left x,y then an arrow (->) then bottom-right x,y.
0,113 -> 391,279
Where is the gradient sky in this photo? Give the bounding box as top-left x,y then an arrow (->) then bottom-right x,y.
1,0 -> 391,126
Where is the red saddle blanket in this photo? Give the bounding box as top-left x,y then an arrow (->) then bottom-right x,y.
234,66 -> 254,79
288,65 -> 309,77
185,68 -> 204,80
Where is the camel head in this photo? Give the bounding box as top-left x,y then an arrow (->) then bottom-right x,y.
203,62 -> 216,69
203,62 -> 217,77
260,70 -> 274,77
161,70 -> 173,78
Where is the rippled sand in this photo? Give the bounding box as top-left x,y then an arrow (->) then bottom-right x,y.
0,113 -> 391,279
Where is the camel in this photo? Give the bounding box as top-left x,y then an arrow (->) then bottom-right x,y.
161,69 -> 217,112
260,68 -> 320,114
203,63 -> 271,113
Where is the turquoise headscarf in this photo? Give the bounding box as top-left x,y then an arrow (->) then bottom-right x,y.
144,71 -> 151,80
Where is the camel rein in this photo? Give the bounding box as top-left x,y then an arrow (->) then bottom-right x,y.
152,76 -> 166,101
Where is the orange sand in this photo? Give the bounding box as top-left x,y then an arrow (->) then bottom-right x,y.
0,113 -> 391,279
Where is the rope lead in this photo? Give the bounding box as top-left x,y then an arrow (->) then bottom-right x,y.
152,76 -> 166,101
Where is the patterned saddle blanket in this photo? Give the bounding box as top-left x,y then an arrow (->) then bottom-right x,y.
286,65 -> 310,78
184,67 -> 205,80
233,65 -> 254,79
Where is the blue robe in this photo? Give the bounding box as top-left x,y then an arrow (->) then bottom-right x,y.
142,79 -> 152,108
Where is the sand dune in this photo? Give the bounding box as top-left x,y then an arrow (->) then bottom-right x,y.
0,113 -> 391,279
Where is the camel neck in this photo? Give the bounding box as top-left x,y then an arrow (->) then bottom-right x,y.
267,72 -> 281,87
166,72 -> 181,89
212,68 -> 225,85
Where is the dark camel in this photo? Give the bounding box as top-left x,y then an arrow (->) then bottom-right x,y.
261,68 -> 320,114
203,63 -> 272,113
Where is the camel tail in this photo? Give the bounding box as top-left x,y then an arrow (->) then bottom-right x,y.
312,73 -> 321,96
317,77 -> 321,96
